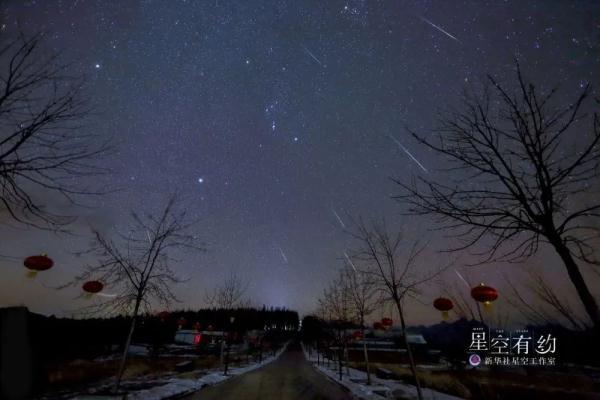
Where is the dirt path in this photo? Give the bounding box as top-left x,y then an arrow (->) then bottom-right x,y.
184,342 -> 354,400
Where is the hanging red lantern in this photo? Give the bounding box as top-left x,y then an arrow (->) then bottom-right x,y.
82,281 -> 103,298
158,311 -> 170,321
471,283 -> 498,310
433,297 -> 454,320
352,330 -> 363,340
24,254 -> 54,278
381,317 -> 393,327
193,322 -> 201,331
373,321 -> 384,330
177,317 -> 187,329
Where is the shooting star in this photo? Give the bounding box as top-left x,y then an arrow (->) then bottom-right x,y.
332,209 -> 346,229
344,251 -> 357,272
278,247 -> 288,263
388,135 -> 429,173
454,269 -> 471,289
419,16 -> 460,42
302,45 -> 323,66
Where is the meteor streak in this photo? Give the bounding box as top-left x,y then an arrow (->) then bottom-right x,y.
388,135 -> 429,173
344,251 -> 357,272
278,247 -> 288,263
420,16 -> 460,42
302,45 -> 323,66
454,269 -> 471,289
332,209 -> 346,229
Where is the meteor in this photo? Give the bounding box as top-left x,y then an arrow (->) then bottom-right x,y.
420,16 -> 460,42
302,45 -> 323,66
388,135 -> 429,173
332,209 -> 346,229
278,247 -> 288,263
344,251 -> 357,272
454,269 -> 471,289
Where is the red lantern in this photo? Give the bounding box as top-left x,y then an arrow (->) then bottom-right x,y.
373,321 -> 384,330
82,281 -> 103,298
177,317 -> 187,329
24,254 -> 54,278
193,322 -> 201,331
471,283 -> 498,310
352,330 -> 363,340
158,311 -> 170,321
381,317 -> 393,327
433,297 -> 454,320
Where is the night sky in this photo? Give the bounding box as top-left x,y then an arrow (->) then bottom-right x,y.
1,1 -> 599,323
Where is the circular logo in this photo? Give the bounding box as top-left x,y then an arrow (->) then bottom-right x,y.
468,354 -> 481,367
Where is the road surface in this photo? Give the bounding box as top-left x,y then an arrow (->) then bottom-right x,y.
184,342 -> 353,400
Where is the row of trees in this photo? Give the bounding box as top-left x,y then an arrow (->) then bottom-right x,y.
316,221 -> 445,396
313,64 -> 600,399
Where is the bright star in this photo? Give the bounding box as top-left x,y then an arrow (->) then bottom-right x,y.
198,178 -> 204,183
95,63 -> 101,69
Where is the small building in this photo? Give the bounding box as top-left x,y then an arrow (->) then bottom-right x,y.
174,329 -> 202,345
174,329 -> 226,347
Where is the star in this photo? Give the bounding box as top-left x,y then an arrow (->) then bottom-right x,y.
198,177 -> 204,183
94,63 -> 101,69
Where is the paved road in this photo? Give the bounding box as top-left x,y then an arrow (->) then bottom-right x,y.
185,342 -> 353,400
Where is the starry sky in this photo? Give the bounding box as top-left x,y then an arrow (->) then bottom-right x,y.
1,1 -> 599,323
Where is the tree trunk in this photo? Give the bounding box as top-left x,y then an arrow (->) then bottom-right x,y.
549,232 -> 600,330
338,333 -> 343,381
114,296 -> 142,395
362,326 -> 371,385
394,298 -> 423,400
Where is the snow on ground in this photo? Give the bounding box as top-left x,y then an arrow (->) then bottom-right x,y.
122,342 -> 290,400
301,344 -> 464,400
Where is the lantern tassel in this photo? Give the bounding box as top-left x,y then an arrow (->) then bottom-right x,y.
442,311 -> 449,320
84,292 -> 93,300
483,301 -> 492,312
26,270 -> 37,279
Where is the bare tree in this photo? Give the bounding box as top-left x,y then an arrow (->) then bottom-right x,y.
0,33 -> 109,230
349,219 -> 447,400
396,64 -> 600,330
65,196 -> 202,393
505,269 -> 589,330
342,263 -> 381,385
204,271 -> 248,309
204,272 -> 249,375
318,271 -> 354,380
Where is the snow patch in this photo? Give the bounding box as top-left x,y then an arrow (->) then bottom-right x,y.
124,342 -> 290,400
302,344 -> 464,400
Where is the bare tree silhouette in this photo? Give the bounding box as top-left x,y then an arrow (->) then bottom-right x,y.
204,271 -> 249,309
348,219 -> 447,400
0,33 -> 110,230
505,269 -> 589,330
63,195 -> 203,393
342,263 -> 381,385
318,270 -> 353,381
396,63 -> 600,330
